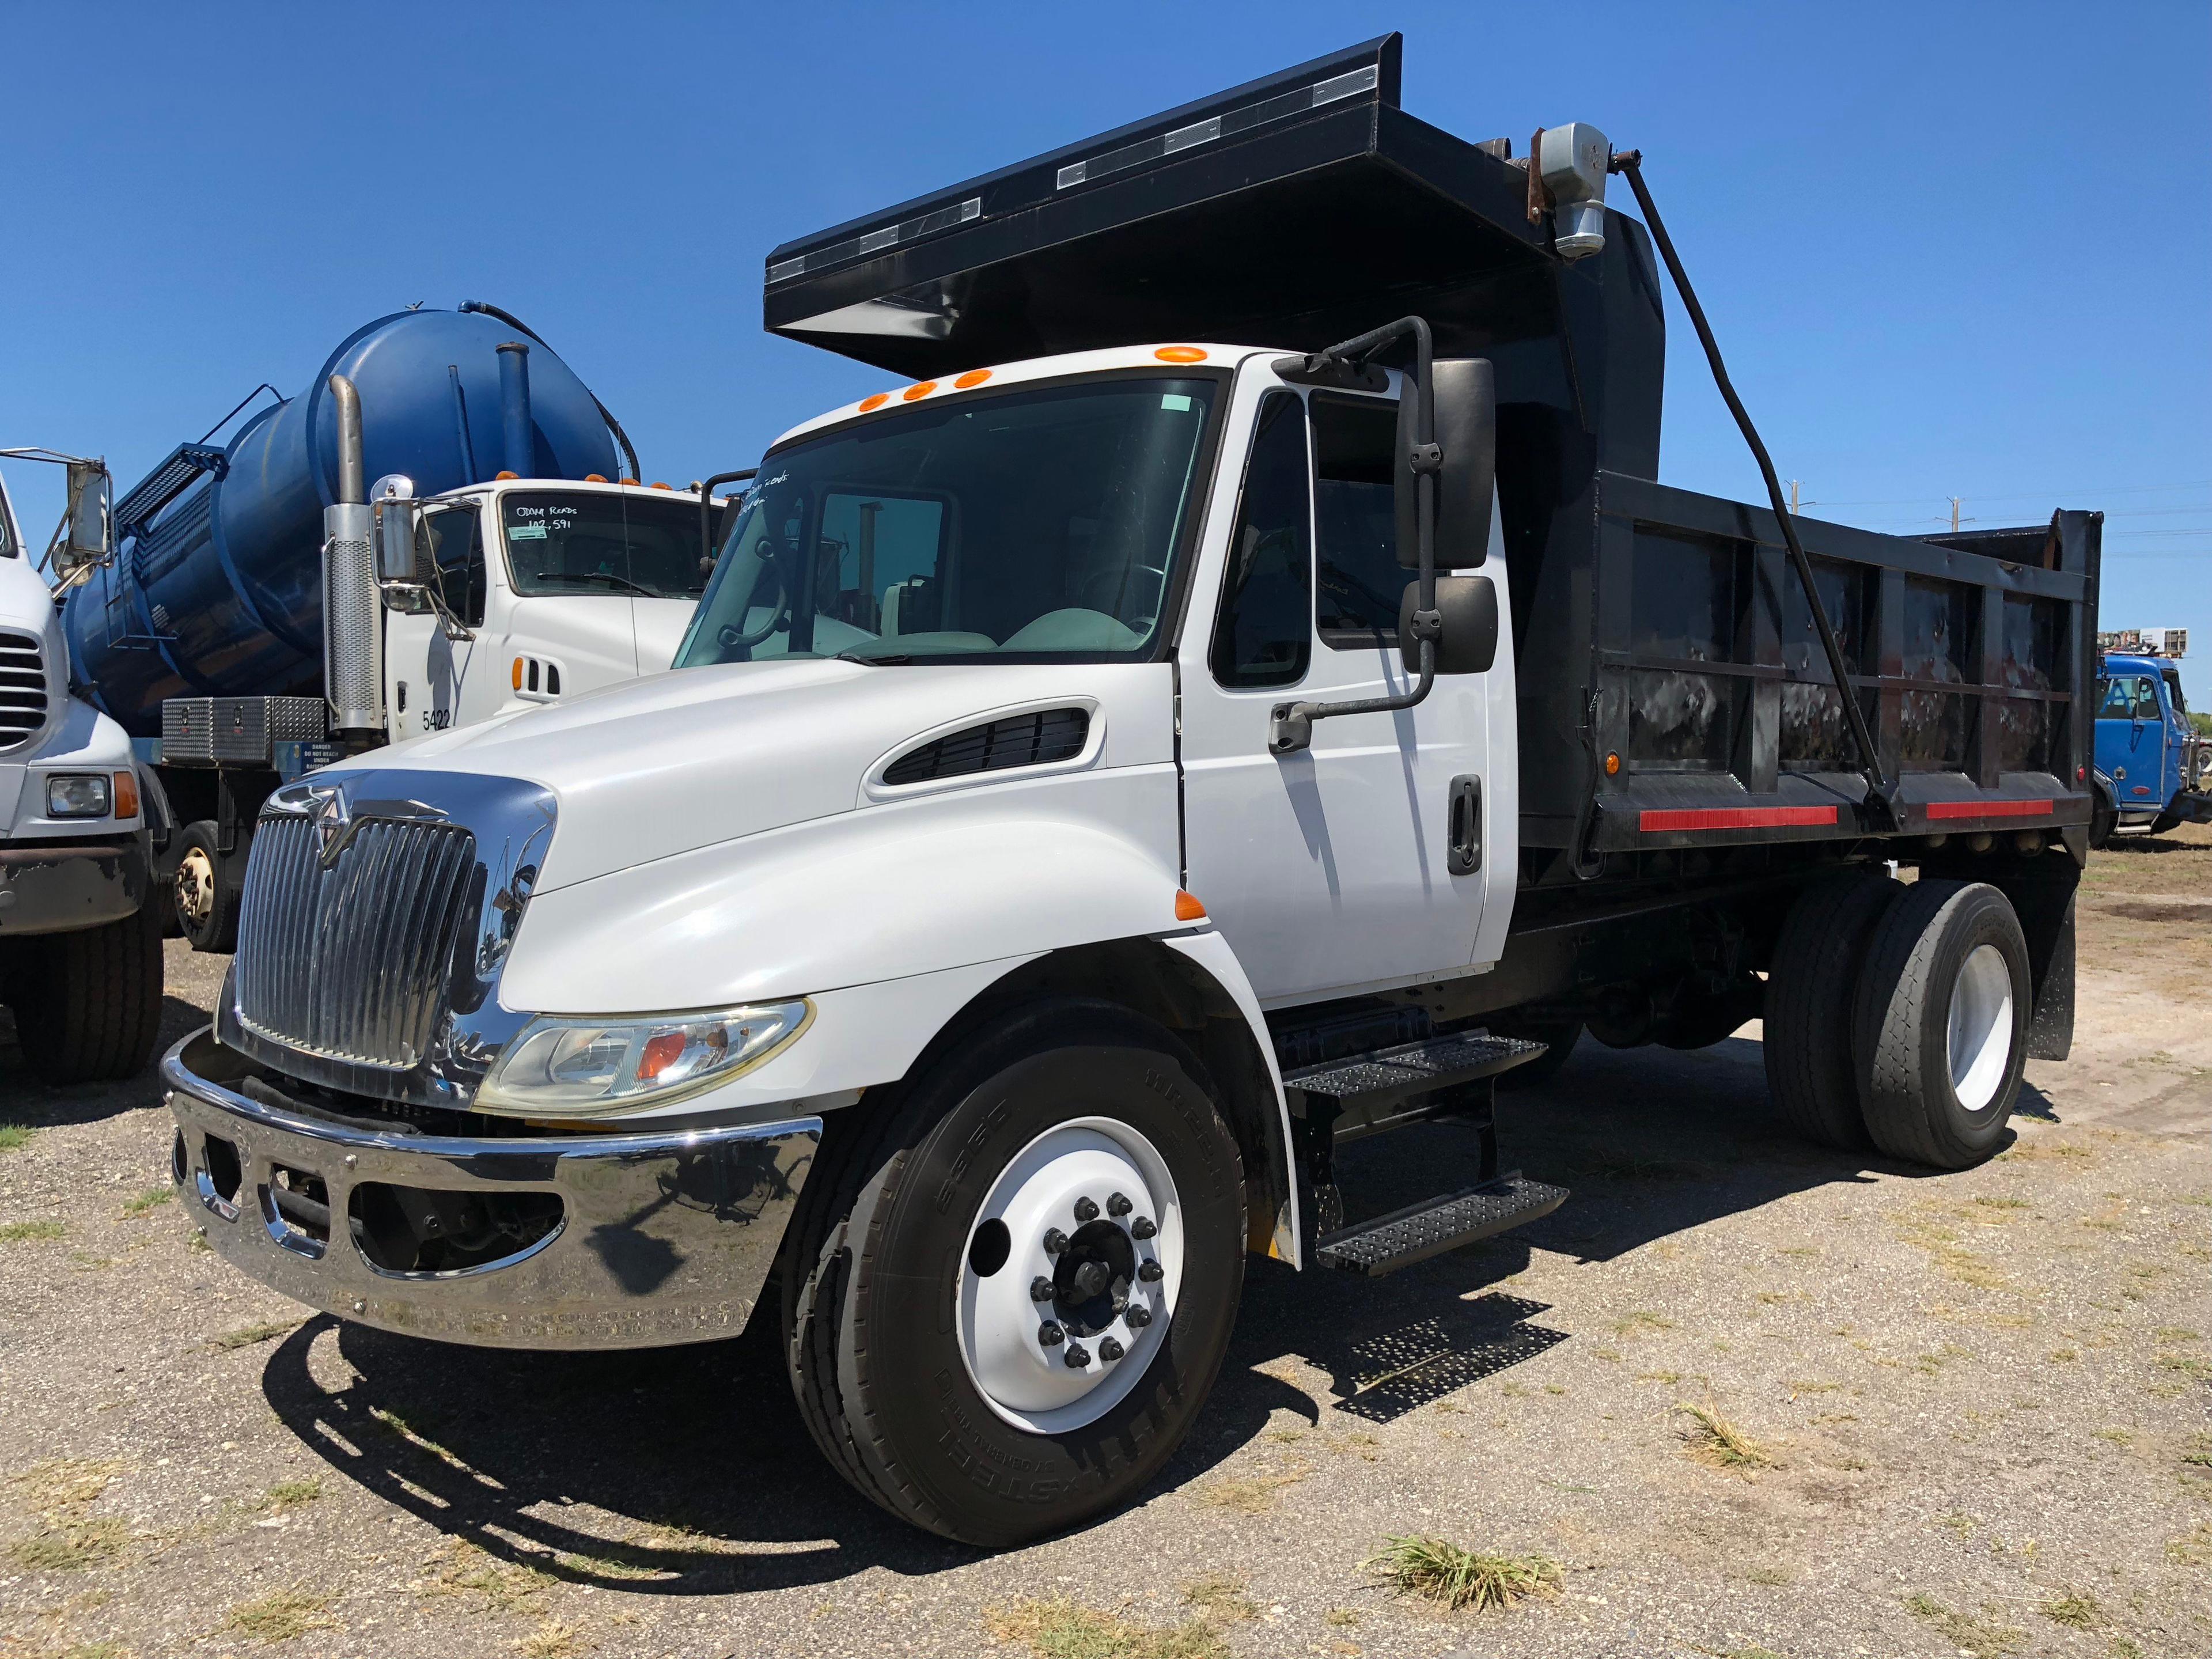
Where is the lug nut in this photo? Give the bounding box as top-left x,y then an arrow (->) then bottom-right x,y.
1107,1192 -> 1132,1217
1038,1320 -> 1064,1346
1031,1275 -> 1055,1302
1064,1343 -> 1091,1368
1130,1215 -> 1157,1240
1043,1228 -> 1070,1255
1099,1336 -> 1125,1362
1138,1259 -> 1164,1282
1123,1303 -> 1153,1329
1073,1195 -> 1100,1222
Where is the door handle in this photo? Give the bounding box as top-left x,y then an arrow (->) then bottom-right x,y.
1448,774 -> 1482,875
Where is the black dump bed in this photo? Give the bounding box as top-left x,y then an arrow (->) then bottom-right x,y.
763,34 -> 2100,857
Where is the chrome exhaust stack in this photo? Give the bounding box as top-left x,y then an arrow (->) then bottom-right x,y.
322,374 -> 383,743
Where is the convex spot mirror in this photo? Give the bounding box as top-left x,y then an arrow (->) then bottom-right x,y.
1400,574 -> 1498,676
50,461 -> 112,589
1394,357 -> 1496,570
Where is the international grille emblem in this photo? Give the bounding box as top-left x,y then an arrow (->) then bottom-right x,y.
313,787 -> 361,868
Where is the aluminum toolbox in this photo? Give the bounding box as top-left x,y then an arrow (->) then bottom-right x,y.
161,696 -> 325,766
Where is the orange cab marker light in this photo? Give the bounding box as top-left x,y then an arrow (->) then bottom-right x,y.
858,392 -> 891,412
495,469 -> 519,480
1155,346 -> 1207,363
649,481 -> 671,490
955,369 -> 993,389
618,477 -> 641,486
584,473 -> 608,483
112,770 -> 139,820
1174,889 -> 1207,922
902,380 -> 938,402
512,657 -> 524,691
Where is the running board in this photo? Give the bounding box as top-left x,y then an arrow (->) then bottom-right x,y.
1312,1172 -> 1568,1277
1282,1031 -> 1547,1141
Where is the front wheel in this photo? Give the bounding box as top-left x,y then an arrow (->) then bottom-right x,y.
780,1001 -> 1246,1546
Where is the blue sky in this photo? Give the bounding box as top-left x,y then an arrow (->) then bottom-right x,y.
4,2 -> 2206,701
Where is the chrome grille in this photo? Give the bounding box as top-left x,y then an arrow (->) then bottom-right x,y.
234,812 -> 478,1069
0,628 -> 47,751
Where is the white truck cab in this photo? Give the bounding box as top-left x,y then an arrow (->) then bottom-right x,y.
0,465 -> 164,1082
382,478 -> 721,740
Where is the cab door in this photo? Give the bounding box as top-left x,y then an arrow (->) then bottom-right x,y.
2099,672 -> 2166,810
383,499 -> 484,740
1177,374 -> 1491,1006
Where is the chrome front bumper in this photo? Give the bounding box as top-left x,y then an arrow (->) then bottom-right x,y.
162,1027 -> 819,1351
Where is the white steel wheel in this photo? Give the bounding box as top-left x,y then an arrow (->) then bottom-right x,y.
1946,942 -> 2015,1113
956,1116 -> 1183,1435
175,844 -> 218,931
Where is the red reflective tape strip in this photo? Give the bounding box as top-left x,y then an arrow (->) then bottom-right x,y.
1925,799 -> 2053,820
1638,806 -> 1838,832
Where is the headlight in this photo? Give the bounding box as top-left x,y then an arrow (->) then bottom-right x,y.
474,1000 -> 812,1116
46,774 -> 112,818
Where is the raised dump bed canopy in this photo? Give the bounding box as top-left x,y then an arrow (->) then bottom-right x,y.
762,33 -> 1666,481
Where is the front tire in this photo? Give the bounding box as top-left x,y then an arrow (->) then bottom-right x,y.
5,902 -> 164,1084
1853,880 -> 2030,1169
171,822 -> 241,953
781,1001 -> 1245,1546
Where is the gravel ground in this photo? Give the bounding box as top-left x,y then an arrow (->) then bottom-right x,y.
2,830 -> 2206,1659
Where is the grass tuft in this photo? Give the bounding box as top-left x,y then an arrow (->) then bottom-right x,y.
0,1124 -> 33,1153
225,1585 -> 338,1642
7,1518 -> 127,1571
1611,1309 -> 1676,1338
1179,1576 -> 1257,1622
516,1620 -> 589,1657
210,1318 -> 302,1351
265,1478 -> 323,1509
1903,1592 -> 2024,1657
1362,1533 -> 1563,1612
984,1596 -> 1228,1658
2039,1589 -> 2099,1628
1191,1466 -> 1306,1513
1675,1402 -> 1775,1471
0,1218 -> 67,1243
119,1186 -> 173,1217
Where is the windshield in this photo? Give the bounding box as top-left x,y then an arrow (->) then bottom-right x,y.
501,491 -> 727,599
673,374 -> 1219,667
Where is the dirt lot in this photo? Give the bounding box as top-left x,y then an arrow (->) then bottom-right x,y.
3,831 -> 2207,1659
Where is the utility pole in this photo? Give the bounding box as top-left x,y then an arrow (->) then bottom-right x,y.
1949,496 -> 1963,533
1788,479 -> 1801,516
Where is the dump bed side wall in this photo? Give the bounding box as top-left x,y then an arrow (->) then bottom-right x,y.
1506,474 -> 2100,852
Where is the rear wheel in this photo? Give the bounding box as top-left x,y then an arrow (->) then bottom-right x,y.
171,822 -> 241,954
1853,880 -> 2030,1169
5,902 -> 164,1084
1763,872 -> 1897,1149
780,1000 -> 1246,1546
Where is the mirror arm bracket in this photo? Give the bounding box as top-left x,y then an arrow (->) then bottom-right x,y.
1269,315 -> 1441,757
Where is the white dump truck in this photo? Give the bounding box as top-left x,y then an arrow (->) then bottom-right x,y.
0,454 -> 164,1082
164,39 -> 2098,1546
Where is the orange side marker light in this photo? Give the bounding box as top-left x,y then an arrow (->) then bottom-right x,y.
1174,889 -> 1207,922
1155,346 -> 1207,363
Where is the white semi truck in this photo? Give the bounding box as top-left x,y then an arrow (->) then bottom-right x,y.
0,456 -> 164,1082
162,39 -> 2098,1546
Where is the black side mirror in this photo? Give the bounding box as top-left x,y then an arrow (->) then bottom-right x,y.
1400,574 -> 1498,675
1395,357 -> 1495,570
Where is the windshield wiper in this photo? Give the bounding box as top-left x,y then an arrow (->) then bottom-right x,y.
533,570 -> 657,597
836,649 -> 912,665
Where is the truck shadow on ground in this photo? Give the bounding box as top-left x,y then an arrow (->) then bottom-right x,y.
255,1029 -> 2014,1579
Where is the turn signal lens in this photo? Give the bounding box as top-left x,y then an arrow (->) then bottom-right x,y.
112,770 -> 139,820
512,657 -> 524,691
858,393 -> 891,412
954,369 -> 993,389
1154,346 -> 1207,363
1174,889 -> 1207,921
1604,751 -> 1622,777
902,380 -> 938,402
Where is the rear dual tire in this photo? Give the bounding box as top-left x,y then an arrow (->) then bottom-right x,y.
780,1000 -> 1246,1547
1766,873 -> 2031,1170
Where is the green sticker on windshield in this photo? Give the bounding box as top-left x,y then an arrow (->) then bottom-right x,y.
509,523 -> 547,540
1160,394 -> 1192,411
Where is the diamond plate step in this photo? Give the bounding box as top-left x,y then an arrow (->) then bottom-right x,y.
1282,1031 -> 1547,1112
1313,1172 -> 1569,1277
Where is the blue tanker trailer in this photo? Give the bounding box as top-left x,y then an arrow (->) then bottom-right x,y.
67,304 -> 736,951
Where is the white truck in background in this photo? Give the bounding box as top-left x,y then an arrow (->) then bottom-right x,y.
0,454 -> 164,1083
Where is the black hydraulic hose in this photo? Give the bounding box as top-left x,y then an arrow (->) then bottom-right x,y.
1607,153 -> 1899,831
459,300 -> 642,483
